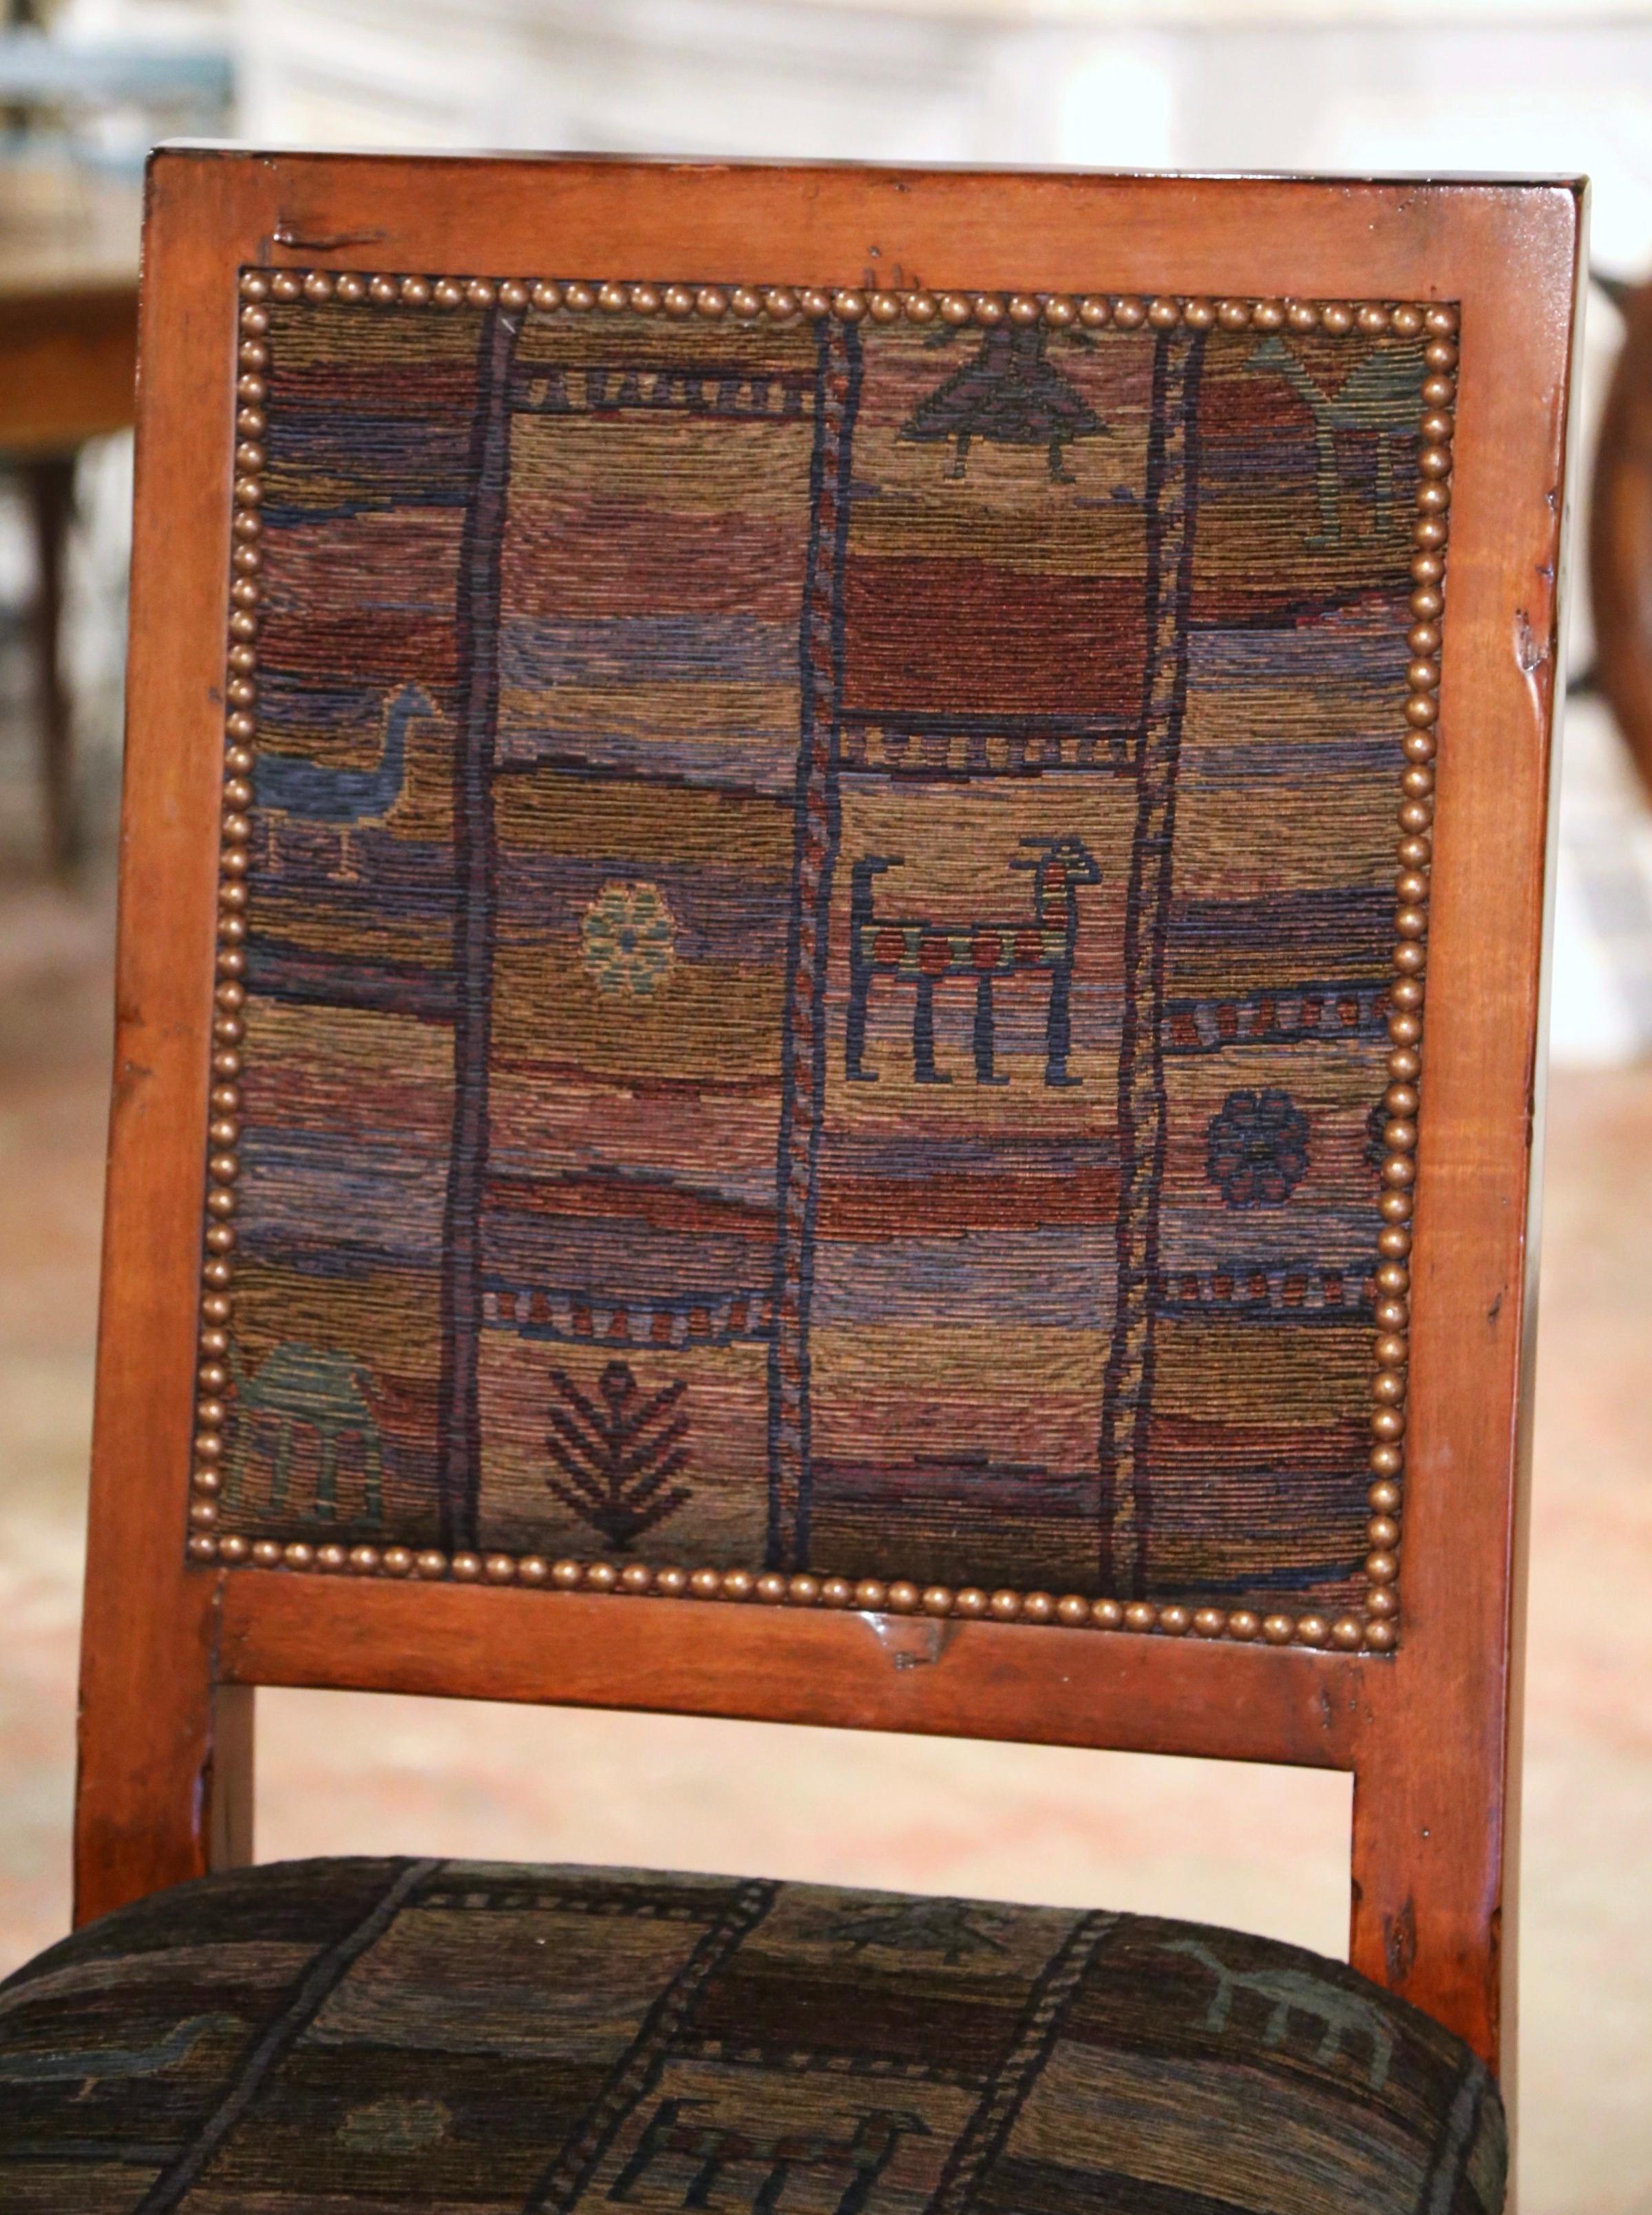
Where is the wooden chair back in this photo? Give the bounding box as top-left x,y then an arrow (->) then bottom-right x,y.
76,151 -> 1583,2086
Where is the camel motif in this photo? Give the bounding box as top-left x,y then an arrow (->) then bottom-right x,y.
609,2098 -> 931,2215
846,835 -> 1101,1088
1247,336 -> 1422,545
0,2012 -> 233,2089
1163,1938 -> 1395,2090
224,1342 -> 385,1524
253,680 -> 427,880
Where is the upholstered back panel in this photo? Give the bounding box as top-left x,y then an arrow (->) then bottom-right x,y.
193,275 -> 1448,1656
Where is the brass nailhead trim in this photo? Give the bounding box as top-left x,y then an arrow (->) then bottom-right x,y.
189,275 -> 1458,1656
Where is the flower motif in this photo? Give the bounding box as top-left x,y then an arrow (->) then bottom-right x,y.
1206,1088 -> 1311,1207
581,880 -> 675,998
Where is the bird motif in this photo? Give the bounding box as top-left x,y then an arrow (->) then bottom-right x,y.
253,681 -> 429,881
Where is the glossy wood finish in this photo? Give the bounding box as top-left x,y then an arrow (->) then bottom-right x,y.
76,150 -> 1584,2088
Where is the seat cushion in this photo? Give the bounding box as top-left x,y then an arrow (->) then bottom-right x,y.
0,1858 -> 1503,2214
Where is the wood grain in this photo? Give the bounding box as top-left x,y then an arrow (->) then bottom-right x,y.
75,151 -> 1584,2091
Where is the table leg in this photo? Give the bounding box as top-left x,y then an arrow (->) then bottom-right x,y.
23,452 -> 79,873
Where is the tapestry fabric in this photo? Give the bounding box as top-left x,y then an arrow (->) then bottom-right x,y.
215,291 -> 1428,1613
0,1858 -> 1505,2213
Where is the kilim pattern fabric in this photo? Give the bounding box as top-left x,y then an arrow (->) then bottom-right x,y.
217,291 -> 1427,1613
0,1858 -> 1505,2214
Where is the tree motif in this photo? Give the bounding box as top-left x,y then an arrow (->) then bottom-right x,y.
544,1359 -> 691,1548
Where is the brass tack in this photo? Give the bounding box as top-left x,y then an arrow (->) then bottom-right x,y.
597,282 -> 628,312
1021,1591 -> 1056,1624
497,280 -> 529,310
938,293 -> 973,325
1426,304 -> 1459,335
188,1534 -> 220,1560
368,275 -> 399,304
1373,1408 -> 1406,1441
1390,981 -> 1425,1015
1182,298 -> 1216,329
620,1562 -> 653,1593
432,278 -> 464,308
231,516 -> 262,546
731,286 -> 764,317
690,1567 -> 721,1598
286,1542 -> 315,1569
788,1574 -> 821,1605
765,288 -> 800,320
348,1545 -> 380,1574
697,287 -> 730,319
1111,297 -> 1146,328
303,272 -> 335,301
756,1571 -> 789,1603
1404,732 -> 1437,764
854,1578 -> 887,1608
1407,658 -> 1441,692
1367,1586 -> 1400,1618
1415,517 -> 1448,550
1320,303 -> 1354,335
1147,297 -> 1181,327
1357,305 -> 1390,333
1408,622 -> 1441,656
531,280 -> 563,310
198,1361 -> 229,1391
1378,1228 -> 1413,1263
655,1565 -> 688,1596
1420,412 -> 1454,445
1417,482 -> 1451,517
310,1541 -> 343,1571
953,1587 -> 989,1618
564,282 -> 596,312
1285,300 -> 1319,329
484,1553 -> 517,1582
236,377 -> 266,405
1375,1293 -> 1410,1327
1373,1370 -> 1406,1403
415,1549 -> 447,1577
401,276 -> 432,305
1332,1615 -> 1365,1649
1008,294 -> 1041,324
900,291 -> 935,322
467,278 -> 498,307
989,1589 -> 1023,1620
1092,1597 -> 1125,1628
868,292 -> 902,322
821,1576 -> 855,1606
240,305 -> 270,336
1398,801 -> 1432,835
188,1499 -> 218,1527
202,1257 -> 233,1285
1393,945 -> 1426,979
382,1547 -> 414,1576
1217,299 -> 1251,328
1368,1516 -> 1401,1548
886,1580 -> 920,1613
1227,1610 -> 1260,1640
926,1585 -> 958,1615
1296,1615 -> 1329,1646
798,289 -> 832,319
1262,1613 -> 1295,1643
269,272 -> 301,301
1193,1607 -> 1226,1637
218,1534 -> 249,1563
194,1431 -> 223,1459
336,273 -> 366,303
1158,1604 -> 1191,1635
1391,303 -> 1424,337
1251,300 -> 1285,330
1395,908 -> 1427,941
1417,446 -> 1452,480
1412,551 -> 1447,585
1366,1551 -> 1399,1583
1366,1619 -> 1398,1651
240,272 -> 269,299
829,289 -> 865,321
1056,1593 -> 1090,1625
1043,297 -> 1077,326
723,1569 -> 754,1600
971,295 -> 1005,326
1125,1600 -> 1157,1631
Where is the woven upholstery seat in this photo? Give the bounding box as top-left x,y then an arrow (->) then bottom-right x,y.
0,1858 -> 1503,2214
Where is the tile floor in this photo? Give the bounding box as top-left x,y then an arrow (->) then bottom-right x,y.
1,854 -> 1649,2214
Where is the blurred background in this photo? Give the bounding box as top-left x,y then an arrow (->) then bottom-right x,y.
2,2 -> 1650,2208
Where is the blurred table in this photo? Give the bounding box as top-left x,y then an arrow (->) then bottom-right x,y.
0,160 -> 139,871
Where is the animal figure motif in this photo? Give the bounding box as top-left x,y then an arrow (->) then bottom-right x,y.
224,1342 -> 385,1524
1163,1938 -> 1395,2090
846,836 -> 1101,1089
1247,336 -> 1422,545
0,2013 -> 233,2089
253,680 -> 427,880
609,2099 -> 931,2215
